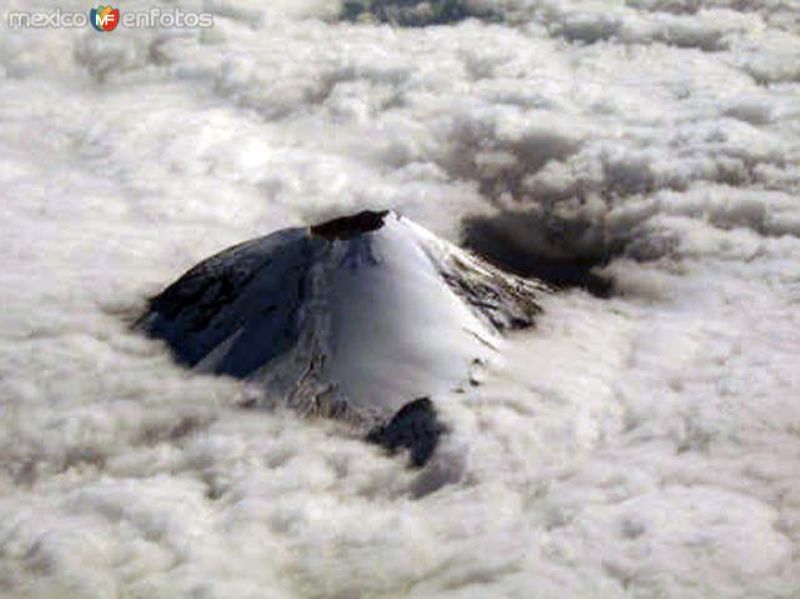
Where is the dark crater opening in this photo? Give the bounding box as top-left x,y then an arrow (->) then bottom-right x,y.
342,0 -> 498,27
463,213 -> 618,299
311,210 -> 389,241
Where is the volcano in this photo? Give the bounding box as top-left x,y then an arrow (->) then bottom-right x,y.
137,211 -> 546,464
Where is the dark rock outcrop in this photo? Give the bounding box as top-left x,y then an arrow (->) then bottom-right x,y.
366,398 -> 446,467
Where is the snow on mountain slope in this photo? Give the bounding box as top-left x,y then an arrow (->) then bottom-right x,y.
137,210 -> 545,424
0,0 -> 798,597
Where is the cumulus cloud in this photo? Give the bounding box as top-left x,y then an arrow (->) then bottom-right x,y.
0,0 -> 798,596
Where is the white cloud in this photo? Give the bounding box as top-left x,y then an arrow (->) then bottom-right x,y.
0,0 -> 798,596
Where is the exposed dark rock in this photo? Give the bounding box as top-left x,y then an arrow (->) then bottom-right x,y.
366,398 -> 446,467
438,259 -> 544,331
136,229 -> 317,373
310,210 -> 389,240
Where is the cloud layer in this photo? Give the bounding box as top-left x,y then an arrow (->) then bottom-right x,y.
1,0 -> 798,597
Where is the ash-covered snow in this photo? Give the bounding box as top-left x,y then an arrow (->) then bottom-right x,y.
1,0 -> 799,597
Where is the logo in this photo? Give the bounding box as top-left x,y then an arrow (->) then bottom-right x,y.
89,5 -> 119,31
7,6 -> 213,30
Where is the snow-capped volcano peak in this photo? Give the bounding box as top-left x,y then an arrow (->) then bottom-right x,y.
137,211 -> 547,427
